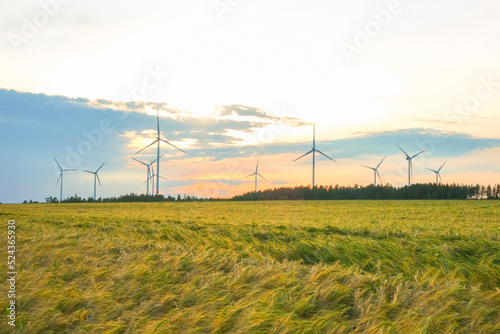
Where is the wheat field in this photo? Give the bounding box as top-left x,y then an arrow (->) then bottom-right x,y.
1,201 -> 499,333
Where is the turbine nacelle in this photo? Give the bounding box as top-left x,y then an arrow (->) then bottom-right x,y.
83,162 -> 105,200
426,160 -> 447,184
361,156 -> 385,186
53,157 -> 77,202
135,109 -> 186,195
244,158 -> 269,192
293,124 -> 336,188
397,145 -> 426,186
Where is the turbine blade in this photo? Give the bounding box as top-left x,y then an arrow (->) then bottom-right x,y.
361,165 -> 375,171
426,168 -> 438,173
376,156 -> 386,169
439,173 -> 443,183
256,158 -> 259,173
157,109 -> 160,136
96,174 -> 102,186
83,170 -> 94,174
96,162 -> 105,173
257,173 -> 269,183
411,150 -> 426,159
313,124 -> 316,148
64,169 -> 78,172
293,150 -> 313,162
56,173 -> 62,185
160,138 -> 186,153
146,172 -> 155,182
438,160 -> 447,172
150,154 -> 165,165
53,157 -> 62,171
158,175 -> 167,180
397,145 -> 410,158
316,149 -> 336,162
132,157 -> 148,166
136,139 -> 158,154
377,170 -> 382,185
243,173 -> 255,179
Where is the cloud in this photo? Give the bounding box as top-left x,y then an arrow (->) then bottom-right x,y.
412,115 -> 488,126
1,89 -> 499,202
96,99 -> 113,105
338,128 -> 500,159
216,104 -> 275,119
215,104 -> 306,125
74,97 -> 90,104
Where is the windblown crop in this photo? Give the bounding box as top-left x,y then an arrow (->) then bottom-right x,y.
1,201 -> 499,333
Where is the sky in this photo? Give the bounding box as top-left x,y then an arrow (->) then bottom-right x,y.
1,0 -> 499,203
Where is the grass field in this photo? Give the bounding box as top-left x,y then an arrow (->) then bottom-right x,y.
1,201 -> 499,333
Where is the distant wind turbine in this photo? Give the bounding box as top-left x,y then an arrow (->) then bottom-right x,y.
83,162 -> 105,200
53,157 -> 77,202
244,158 -> 269,192
147,168 -> 167,195
132,155 -> 163,195
136,109 -> 185,195
426,160 -> 447,185
362,156 -> 386,186
397,145 -> 425,186
293,124 -> 336,188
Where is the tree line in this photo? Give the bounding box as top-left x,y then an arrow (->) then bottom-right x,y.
18,183 -> 500,204
35,193 -> 205,204
231,184 -> 500,201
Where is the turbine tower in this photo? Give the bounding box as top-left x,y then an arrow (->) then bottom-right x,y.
244,158 -> 269,192
148,168 -> 167,195
53,157 -> 77,202
136,109 -> 185,195
83,162 -> 105,201
362,156 -> 386,186
293,124 -> 336,188
397,145 -> 425,186
132,155 -> 163,195
426,160 -> 447,185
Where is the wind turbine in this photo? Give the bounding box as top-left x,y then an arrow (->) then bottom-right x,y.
362,156 -> 386,186
83,162 -> 105,201
426,160 -> 447,185
147,168 -> 167,195
136,109 -> 185,195
132,155 -> 163,195
244,158 -> 269,192
53,157 -> 77,202
397,145 -> 425,186
293,124 -> 336,188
